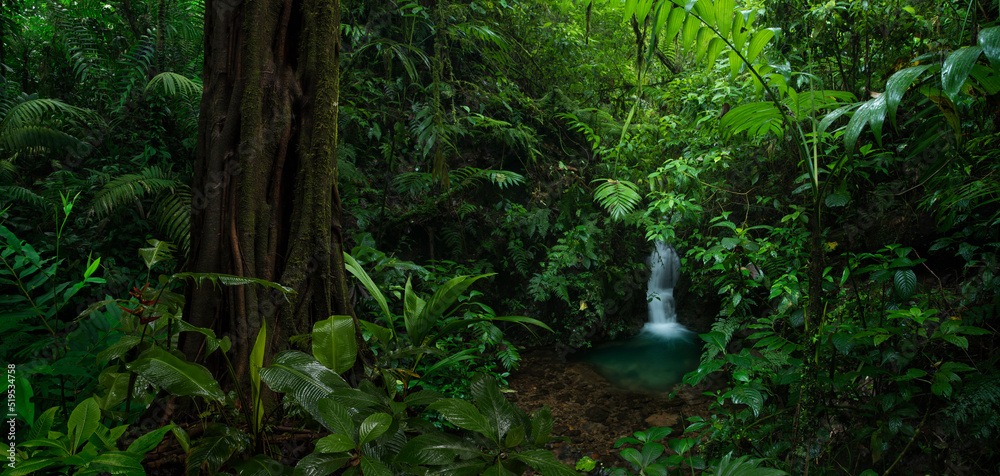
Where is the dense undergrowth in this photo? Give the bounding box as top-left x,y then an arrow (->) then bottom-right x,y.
2,0 -> 999,474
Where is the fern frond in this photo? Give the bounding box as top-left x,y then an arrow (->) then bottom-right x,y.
90,166 -> 182,217
0,98 -> 96,152
0,185 -> 52,211
154,187 -> 191,257
440,225 -> 464,257
146,72 -> 203,99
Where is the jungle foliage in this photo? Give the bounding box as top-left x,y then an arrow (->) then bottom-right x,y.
2,0 -> 999,474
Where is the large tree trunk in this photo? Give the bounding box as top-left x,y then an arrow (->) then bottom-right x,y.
184,0 -> 353,382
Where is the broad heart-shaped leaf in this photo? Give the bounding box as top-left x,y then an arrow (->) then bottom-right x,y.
394,432 -> 480,466
884,64 -> 934,129
126,347 -> 224,401
312,315 -> 357,374
894,269 -> 917,300
260,350 -> 349,425
358,413 -> 392,445
728,384 -> 764,417
233,454 -> 294,476
942,45 -> 983,101
294,453 -> 351,476
343,251 -> 392,323
427,398 -> 491,435
510,449 -> 579,476
845,93 -> 887,152
67,397 -> 101,454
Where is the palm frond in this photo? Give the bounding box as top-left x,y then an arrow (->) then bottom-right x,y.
593,179 -> 642,221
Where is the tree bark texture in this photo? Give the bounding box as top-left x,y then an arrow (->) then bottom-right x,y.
185,0 -> 352,381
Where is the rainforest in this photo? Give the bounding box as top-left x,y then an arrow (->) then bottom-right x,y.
1,0 -> 998,474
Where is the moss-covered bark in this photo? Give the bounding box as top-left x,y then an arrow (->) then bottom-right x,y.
185,0 -> 355,383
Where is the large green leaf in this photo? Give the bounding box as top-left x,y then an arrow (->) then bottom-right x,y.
884,64 -> 933,129
408,274 -> 491,345
126,424 -> 177,455
250,326 -> 267,431
980,26 -> 1000,71
470,374 -> 521,446
294,453 -> 351,476
728,385 -> 764,417
138,239 -> 175,271
511,449 -> 579,476
343,252 -> 392,323
721,102 -> 784,138
894,269 -> 917,300
27,407 -> 58,441
942,46 -> 983,100
318,397 -> 356,437
428,314 -> 553,347
358,413 -> 392,445
314,433 -> 356,453
427,399 -> 491,435
89,451 -> 145,475
67,397 -> 101,454
173,272 -> 295,297
186,427 -> 250,476
126,347 -> 224,401
313,315 -> 357,374
234,454 -> 294,476
395,432 -> 480,466
745,28 -> 776,64
845,93 -> 887,151
259,350 -> 349,423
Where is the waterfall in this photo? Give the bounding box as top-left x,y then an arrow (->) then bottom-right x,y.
643,241 -> 688,338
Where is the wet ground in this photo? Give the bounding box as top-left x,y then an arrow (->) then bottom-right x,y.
505,347 -> 716,470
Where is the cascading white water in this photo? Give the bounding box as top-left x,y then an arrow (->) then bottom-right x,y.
578,241 -> 700,392
642,241 -> 689,338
